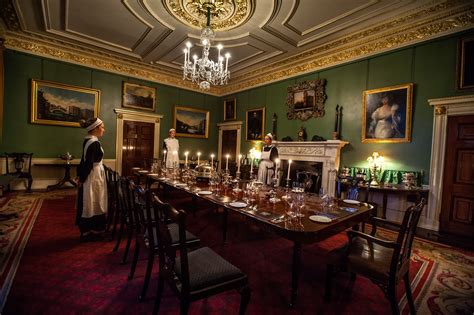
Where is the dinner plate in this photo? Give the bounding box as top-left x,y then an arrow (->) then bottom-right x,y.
343,199 -> 360,205
175,183 -> 187,187
309,215 -> 332,223
197,190 -> 212,195
229,202 -> 247,208
138,170 -> 149,173
148,173 -> 158,176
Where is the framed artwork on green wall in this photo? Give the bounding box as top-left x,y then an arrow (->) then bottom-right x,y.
246,107 -> 265,141
362,83 -> 413,143
30,79 -> 100,127
122,82 -> 156,111
457,36 -> 474,90
173,106 -> 210,138
224,98 -> 236,121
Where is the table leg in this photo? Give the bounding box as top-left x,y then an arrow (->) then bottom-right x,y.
289,241 -> 302,308
47,165 -> 77,190
222,207 -> 228,243
382,192 -> 388,219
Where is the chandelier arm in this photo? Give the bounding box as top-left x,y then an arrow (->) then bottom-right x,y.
206,7 -> 211,27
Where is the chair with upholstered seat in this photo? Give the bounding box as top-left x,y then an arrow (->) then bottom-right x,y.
325,198 -> 426,314
127,185 -> 200,301
151,194 -> 250,315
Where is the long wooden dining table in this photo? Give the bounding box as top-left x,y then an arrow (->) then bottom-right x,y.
145,173 -> 373,307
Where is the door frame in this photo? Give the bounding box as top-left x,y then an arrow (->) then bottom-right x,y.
428,95 -> 474,231
217,121 -> 242,171
114,108 -> 163,175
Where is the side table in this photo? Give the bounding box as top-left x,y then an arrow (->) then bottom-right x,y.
34,163 -> 79,190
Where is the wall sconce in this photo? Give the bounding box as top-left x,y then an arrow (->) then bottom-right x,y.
367,151 -> 384,186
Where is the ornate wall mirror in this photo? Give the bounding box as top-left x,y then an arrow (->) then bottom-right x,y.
286,79 -> 327,121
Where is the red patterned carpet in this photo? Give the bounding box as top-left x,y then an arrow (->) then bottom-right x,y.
1,191 -> 473,314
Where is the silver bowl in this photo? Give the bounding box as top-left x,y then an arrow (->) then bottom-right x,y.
195,164 -> 212,179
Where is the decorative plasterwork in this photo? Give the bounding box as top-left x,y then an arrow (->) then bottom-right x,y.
3,1 -> 473,96
165,0 -> 252,30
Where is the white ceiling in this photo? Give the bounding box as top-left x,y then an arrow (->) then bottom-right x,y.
1,0 -> 473,94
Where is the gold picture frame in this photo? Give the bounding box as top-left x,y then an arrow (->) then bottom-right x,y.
122,82 -> 156,111
362,83 -> 413,143
173,106 -> 210,139
246,107 -> 265,141
457,36 -> 474,90
224,98 -> 236,121
30,79 -> 100,127
287,79 -> 326,121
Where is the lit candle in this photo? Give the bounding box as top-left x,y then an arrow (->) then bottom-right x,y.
197,152 -> 201,165
237,154 -> 242,173
275,158 -> 280,178
211,154 -> 215,168
163,150 -> 167,161
185,151 -> 189,167
250,157 -> 254,174
226,154 -> 230,170
225,53 -> 230,73
287,160 -> 292,180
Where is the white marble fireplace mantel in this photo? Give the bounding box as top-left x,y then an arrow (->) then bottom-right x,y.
273,140 -> 349,197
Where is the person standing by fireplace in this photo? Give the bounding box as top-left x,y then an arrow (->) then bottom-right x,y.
257,133 -> 279,185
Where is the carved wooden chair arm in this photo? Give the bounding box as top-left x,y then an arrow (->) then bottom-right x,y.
347,230 -> 399,249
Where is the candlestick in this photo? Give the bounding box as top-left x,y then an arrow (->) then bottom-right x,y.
185,151 -> 189,167
211,154 -> 214,169
250,157 -> 253,174
226,154 -> 230,170
237,154 -> 242,173
287,160 -> 292,180
197,152 -> 201,165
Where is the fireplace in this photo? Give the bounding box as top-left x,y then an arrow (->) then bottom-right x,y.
273,140 -> 348,197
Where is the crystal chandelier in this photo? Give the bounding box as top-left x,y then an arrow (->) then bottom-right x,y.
182,1 -> 231,90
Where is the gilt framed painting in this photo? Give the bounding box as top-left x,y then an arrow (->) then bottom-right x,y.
362,83 -> 413,143
30,79 -> 100,127
246,107 -> 265,141
224,98 -> 236,121
174,106 -> 210,138
122,82 -> 156,111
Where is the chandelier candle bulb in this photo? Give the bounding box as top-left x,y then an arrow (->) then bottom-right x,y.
287,160 -> 292,180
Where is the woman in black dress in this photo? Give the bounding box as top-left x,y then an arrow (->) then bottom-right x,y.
76,117 -> 107,241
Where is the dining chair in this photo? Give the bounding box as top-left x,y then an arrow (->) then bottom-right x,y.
325,198 -> 426,315
151,194 -> 250,314
131,190 -> 200,301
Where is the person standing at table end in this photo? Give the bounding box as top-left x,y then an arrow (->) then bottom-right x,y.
257,133 -> 279,185
76,117 -> 107,242
163,128 -> 180,168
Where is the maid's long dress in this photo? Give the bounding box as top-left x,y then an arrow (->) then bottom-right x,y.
257,145 -> 279,185
76,135 -> 107,233
163,137 -> 180,168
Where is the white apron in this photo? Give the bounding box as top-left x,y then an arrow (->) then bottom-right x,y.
164,137 -> 180,168
257,148 -> 275,185
82,137 -> 107,218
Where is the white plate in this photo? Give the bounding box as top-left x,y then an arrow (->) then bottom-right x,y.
229,202 -> 247,208
309,215 -> 332,223
343,199 -> 360,205
148,173 -> 158,176
175,183 -> 187,187
138,170 -> 149,173
197,190 -> 212,195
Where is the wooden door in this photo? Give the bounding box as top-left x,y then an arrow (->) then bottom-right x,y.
221,129 -> 237,169
122,120 -> 154,177
440,115 -> 474,237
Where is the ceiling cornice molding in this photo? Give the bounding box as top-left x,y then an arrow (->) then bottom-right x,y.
220,1 -> 474,95
2,1 -> 473,97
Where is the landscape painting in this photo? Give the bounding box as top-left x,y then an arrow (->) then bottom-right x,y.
30,79 -> 100,127
174,106 -> 210,138
122,82 -> 156,111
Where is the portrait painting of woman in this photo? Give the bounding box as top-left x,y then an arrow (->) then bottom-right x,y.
362,83 -> 413,143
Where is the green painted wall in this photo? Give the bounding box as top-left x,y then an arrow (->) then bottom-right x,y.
222,32 -> 473,184
1,50 -> 219,159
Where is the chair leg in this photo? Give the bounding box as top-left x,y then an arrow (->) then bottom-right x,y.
112,216 -> 125,252
128,237 -> 140,280
324,264 -> 334,301
239,284 -> 251,315
139,250 -> 155,301
404,272 -> 416,315
180,300 -> 190,315
152,275 -> 164,315
121,225 -> 134,264
387,283 -> 400,315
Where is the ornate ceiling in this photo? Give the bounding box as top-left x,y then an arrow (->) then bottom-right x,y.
0,0 -> 473,96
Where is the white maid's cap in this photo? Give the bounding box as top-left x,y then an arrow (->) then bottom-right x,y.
86,118 -> 103,131
265,133 -> 273,140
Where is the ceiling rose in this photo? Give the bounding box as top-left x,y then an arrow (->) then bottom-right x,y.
165,0 -> 252,31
